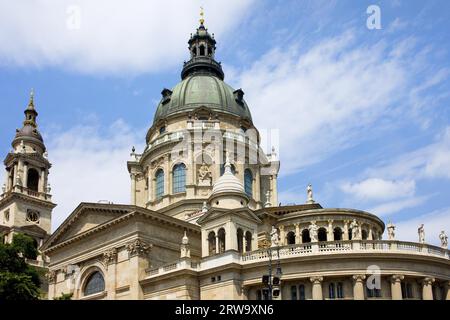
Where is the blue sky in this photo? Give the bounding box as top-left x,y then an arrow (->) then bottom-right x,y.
0,0 -> 449,244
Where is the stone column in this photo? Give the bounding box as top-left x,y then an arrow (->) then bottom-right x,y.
343,220 -> 349,241
103,248 -> 118,300
147,171 -> 152,203
215,234 -> 219,254
254,170 -> 261,205
130,173 -> 136,205
368,228 -> 373,240
5,168 -> 11,191
279,225 -> 285,246
242,233 -> 246,253
126,239 -> 151,300
38,168 -> 45,192
22,163 -> 28,188
295,224 -> 301,244
164,155 -> 170,196
272,175 -> 278,205
327,220 -> 333,241
353,275 -> 366,300
421,277 -> 435,300
445,281 -> 450,300
310,276 -> 323,300
390,275 -> 404,300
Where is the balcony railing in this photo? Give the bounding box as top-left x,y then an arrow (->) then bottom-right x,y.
1,187 -> 52,201
144,240 -> 449,280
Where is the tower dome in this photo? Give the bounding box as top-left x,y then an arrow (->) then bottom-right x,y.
151,20 -> 253,127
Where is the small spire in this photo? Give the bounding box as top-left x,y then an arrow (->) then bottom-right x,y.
27,88 -> 35,110
199,6 -> 205,25
224,152 -> 232,174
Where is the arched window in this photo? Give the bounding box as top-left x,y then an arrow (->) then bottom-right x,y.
155,169 -> 164,200
208,231 -> 216,255
333,227 -> 342,241
290,285 -> 297,300
286,231 -> 296,245
244,169 -> 253,197
318,228 -> 327,242
27,168 -> 39,191
192,47 -> 197,57
362,230 -> 368,240
299,284 -> 306,300
83,271 -> 105,296
329,283 -> 336,299
302,229 -> 311,243
348,228 -> 353,240
237,228 -> 243,253
218,228 -> 226,253
337,282 -> 344,298
199,45 -> 205,56
172,163 -> 186,193
245,231 -> 252,252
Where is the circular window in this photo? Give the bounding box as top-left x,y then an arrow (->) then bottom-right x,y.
26,210 -> 40,223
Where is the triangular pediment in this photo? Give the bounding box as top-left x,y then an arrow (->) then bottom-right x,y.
42,203 -> 133,250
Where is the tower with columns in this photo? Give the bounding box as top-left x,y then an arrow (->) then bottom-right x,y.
0,91 -> 56,263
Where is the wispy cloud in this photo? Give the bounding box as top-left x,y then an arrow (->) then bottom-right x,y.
231,30 -> 448,175
46,119 -> 143,230
0,0 -> 254,74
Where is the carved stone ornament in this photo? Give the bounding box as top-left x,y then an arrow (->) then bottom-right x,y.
46,270 -> 56,283
102,248 -> 118,266
126,239 -> 152,258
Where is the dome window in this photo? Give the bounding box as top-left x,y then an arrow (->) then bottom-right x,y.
161,88 -> 172,105
233,89 -> 244,106
159,126 -> 166,134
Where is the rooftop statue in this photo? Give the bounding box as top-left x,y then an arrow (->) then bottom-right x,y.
439,231 -> 448,249
418,224 -> 425,244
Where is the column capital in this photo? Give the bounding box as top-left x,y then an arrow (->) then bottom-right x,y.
102,248 -> 118,267
327,219 -> 334,224
279,225 -> 285,231
126,239 -> 152,258
352,274 -> 366,282
310,276 -> 324,284
421,277 -> 435,286
390,274 -> 404,283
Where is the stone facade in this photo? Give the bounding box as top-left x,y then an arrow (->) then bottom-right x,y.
36,20 -> 450,300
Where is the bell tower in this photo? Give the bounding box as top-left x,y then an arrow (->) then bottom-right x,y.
0,90 -> 56,264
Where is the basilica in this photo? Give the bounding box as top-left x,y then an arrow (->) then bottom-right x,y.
1,18 -> 449,300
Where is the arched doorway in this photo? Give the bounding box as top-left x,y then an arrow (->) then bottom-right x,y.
302,229 -> 311,243
286,231 -> 296,245
237,228 -> 243,253
333,227 -> 343,241
208,231 -> 216,255
245,231 -> 252,252
218,228 -> 225,253
318,228 -> 327,242
27,168 -> 39,191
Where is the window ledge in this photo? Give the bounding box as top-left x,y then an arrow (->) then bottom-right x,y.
80,291 -> 107,300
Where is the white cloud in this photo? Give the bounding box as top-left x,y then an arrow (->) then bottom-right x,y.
368,195 -> 429,217
46,119 -> 143,230
231,31 -> 446,175
394,207 -> 450,245
0,0 -> 254,74
365,126 -> 450,181
340,178 -> 415,201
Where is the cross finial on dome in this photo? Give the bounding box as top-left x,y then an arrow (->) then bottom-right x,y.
199,6 -> 205,25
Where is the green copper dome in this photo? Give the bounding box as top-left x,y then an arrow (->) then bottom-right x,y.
153,74 -> 253,124
152,22 -> 253,125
